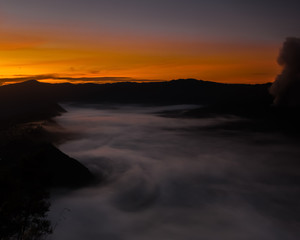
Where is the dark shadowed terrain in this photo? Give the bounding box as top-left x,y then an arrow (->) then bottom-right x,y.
1,78 -> 300,239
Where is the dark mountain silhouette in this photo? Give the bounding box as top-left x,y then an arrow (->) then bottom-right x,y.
0,79 -> 272,106
0,78 -> 283,136
0,79 -> 273,123
7,78 -> 299,139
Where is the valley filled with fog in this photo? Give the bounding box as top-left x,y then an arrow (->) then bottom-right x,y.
48,104 -> 300,240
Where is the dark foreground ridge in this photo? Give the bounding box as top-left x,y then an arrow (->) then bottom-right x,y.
0,123 -> 95,239
1,139 -> 94,188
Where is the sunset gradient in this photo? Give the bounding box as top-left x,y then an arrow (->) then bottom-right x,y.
1,0 -> 299,85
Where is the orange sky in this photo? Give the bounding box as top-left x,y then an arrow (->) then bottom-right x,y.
2,0 -> 299,85
0,22 -> 281,85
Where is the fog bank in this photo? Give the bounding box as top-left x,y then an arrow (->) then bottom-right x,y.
49,104 -> 300,240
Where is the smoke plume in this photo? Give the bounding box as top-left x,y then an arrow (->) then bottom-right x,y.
270,37 -> 300,106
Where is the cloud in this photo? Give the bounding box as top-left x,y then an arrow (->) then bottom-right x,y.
270,37 -> 300,106
0,75 -> 133,85
55,76 -> 134,83
0,75 -> 161,85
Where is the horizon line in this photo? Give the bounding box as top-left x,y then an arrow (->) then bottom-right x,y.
0,76 -> 272,87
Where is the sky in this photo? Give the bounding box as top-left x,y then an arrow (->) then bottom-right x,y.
0,0 -> 300,84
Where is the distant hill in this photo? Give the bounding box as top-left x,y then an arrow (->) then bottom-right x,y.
0,79 -> 273,104
0,79 -> 273,125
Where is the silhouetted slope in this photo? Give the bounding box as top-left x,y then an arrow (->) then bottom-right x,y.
0,81 -> 65,127
0,79 -> 97,191
0,140 -> 94,188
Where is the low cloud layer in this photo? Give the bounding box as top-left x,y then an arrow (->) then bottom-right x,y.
0,75 -> 159,85
48,105 -> 300,240
270,37 -> 300,106
0,74 -> 58,85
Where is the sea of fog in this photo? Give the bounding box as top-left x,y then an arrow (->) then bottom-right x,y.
48,104 -> 300,240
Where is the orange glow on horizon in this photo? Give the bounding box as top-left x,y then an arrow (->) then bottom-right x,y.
0,27 -> 280,85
